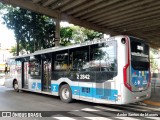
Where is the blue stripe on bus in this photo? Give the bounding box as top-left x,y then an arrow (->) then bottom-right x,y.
32,83 -> 118,101
32,82 -> 41,90
51,84 -> 118,101
37,83 -> 41,90
51,84 -> 59,92
32,82 -> 36,89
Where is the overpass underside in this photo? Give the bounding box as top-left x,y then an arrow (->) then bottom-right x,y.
0,0 -> 160,48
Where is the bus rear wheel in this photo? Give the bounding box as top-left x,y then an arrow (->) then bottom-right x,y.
60,84 -> 72,103
13,80 -> 19,92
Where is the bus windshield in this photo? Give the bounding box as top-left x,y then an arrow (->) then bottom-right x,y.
129,37 -> 150,92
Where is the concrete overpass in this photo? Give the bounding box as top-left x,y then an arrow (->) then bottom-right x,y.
0,0 -> 160,48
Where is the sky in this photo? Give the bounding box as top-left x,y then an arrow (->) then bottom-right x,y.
0,15 -> 16,49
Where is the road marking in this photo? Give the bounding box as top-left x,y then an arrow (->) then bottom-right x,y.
146,117 -> 160,120
115,117 -> 139,120
81,108 -> 118,117
94,106 -> 123,111
82,108 -> 100,111
83,108 -> 142,120
80,107 -> 141,120
69,111 -> 98,117
71,110 -> 79,111
53,114 -> 77,120
95,105 -> 148,112
84,117 -> 112,120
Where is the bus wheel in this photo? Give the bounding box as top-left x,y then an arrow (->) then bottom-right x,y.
60,84 -> 72,103
13,81 -> 19,92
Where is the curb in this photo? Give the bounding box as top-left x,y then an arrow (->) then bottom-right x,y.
143,100 -> 160,107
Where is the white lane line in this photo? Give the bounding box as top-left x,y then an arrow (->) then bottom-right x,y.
81,108 -> 100,111
115,106 -> 148,111
94,106 -> 123,111
145,117 -> 160,120
94,106 -> 151,120
53,114 -> 77,120
81,107 -> 119,118
84,117 -> 112,120
115,117 -> 140,120
86,108 -> 141,120
80,107 -> 140,120
68,111 -> 98,117
71,110 -> 80,111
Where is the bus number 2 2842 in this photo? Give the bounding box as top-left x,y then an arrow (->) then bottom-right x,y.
77,74 -> 90,80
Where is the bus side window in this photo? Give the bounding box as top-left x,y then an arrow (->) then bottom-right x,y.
54,50 -> 68,71
89,42 -> 117,81
69,46 -> 89,71
29,61 -> 41,77
90,43 -> 117,72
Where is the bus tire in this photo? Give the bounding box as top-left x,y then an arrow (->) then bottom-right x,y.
13,80 -> 19,92
60,84 -> 73,103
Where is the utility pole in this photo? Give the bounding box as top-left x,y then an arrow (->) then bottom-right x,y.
16,39 -> 19,56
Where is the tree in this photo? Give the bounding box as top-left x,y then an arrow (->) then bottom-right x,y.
60,27 -> 73,46
71,26 -> 102,44
0,3 -> 102,55
1,4 -> 55,54
10,44 -> 25,56
82,28 -> 102,41
60,26 -> 102,45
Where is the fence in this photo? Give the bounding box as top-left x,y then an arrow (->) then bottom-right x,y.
151,73 -> 160,93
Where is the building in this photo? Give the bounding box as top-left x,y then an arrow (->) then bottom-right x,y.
0,42 -> 13,75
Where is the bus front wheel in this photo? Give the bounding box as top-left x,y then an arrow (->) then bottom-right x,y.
13,80 -> 19,92
60,84 -> 73,103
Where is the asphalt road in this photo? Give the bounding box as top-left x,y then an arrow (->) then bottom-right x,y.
0,86 -> 160,120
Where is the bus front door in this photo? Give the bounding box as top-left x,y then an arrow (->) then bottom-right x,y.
23,62 -> 29,89
43,61 -> 51,92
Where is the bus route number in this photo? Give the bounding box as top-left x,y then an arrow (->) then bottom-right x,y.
77,74 -> 90,80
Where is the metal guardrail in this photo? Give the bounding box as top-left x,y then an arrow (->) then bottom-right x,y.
151,78 -> 160,93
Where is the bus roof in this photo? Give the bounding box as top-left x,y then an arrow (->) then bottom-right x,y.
12,36 -> 119,59
13,35 -> 147,60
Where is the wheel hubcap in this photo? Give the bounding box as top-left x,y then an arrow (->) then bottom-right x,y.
62,88 -> 69,100
14,84 -> 18,90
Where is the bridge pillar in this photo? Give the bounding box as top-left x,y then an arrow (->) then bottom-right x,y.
55,13 -> 60,46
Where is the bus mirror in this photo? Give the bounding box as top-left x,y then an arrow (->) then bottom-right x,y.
121,38 -> 126,44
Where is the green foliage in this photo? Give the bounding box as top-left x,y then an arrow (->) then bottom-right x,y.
0,3 -> 102,54
150,49 -> 159,72
71,26 -> 102,43
60,26 -> 102,46
60,27 -> 73,46
82,28 -> 102,41
2,6 -> 55,53
0,3 -> 17,15
10,44 -> 25,56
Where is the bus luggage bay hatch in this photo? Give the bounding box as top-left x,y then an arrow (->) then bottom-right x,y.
5,35 -> 151,104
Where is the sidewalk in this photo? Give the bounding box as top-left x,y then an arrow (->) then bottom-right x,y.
0,77 -> 5,86
143,86 -> 160,107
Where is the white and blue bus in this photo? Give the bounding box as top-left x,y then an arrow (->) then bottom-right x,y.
5,35 -> 151,104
